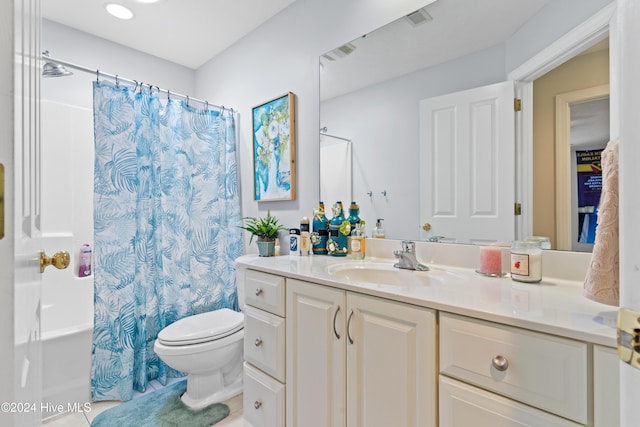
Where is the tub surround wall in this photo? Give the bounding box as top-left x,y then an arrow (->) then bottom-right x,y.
40,101 -> 95,419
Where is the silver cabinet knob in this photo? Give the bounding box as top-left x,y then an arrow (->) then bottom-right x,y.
492,355 -> 509,371
255,338 -> 263,347
255,288 -> 263,296
254,400 -> 262,409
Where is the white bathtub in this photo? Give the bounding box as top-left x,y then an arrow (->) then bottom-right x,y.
41,234 -> 94,420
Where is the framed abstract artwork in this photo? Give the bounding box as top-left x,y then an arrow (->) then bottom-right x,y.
252,92 -> 296,201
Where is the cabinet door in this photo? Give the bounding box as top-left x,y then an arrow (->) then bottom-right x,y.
286,279 -> 346,427
593,345 -> 620,427
346,293 -> 437,427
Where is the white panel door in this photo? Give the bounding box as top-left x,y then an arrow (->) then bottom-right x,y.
618,0 -> 640,425
419,81 -> 515,244
286,279 -> 346,427
1,1 -> 50,426
346,293 -> 437,427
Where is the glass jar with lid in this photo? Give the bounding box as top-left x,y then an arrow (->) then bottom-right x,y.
510,240 -> 542,283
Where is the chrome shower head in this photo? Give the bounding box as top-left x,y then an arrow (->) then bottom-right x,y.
42,51 -> 73,77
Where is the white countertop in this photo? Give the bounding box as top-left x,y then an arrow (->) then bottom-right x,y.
236,252 -> 617,347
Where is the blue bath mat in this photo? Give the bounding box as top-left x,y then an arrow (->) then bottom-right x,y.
91,380 -> 230,427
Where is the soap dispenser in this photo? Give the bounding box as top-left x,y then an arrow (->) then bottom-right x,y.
373,219 -> 385,238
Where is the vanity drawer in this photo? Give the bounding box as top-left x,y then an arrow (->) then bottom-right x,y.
244,305 -> 285,382
244,269 -> 286,316
439,376 -> 582,427
244,362 -> 285,427
439,313 -> 588,424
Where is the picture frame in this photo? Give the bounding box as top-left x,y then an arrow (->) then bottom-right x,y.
252,92 -> 296,201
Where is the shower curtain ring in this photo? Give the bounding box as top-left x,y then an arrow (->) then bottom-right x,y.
115,75 -> 119,86
186,95 -> 190,106
167,90 -> 171,100
96,69 -> 99,82
205,101 -> 209,110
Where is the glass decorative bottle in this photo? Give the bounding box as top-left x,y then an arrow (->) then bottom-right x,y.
328,201 -> 348,256
312,201 -> 329,255
347,201 -> 361,235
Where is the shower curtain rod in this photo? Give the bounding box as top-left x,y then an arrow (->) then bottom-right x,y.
320,131 -> 351,142
43,54 -> 233,112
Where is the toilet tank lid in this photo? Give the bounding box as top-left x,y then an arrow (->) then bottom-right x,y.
158,308 -> 244,344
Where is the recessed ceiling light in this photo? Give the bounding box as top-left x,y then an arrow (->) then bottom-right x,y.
105,3 -> 134,20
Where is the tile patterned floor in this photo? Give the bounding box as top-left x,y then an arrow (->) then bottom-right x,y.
42,380 -> 248,427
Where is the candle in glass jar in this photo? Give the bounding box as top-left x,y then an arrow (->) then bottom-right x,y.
510,240 -> 542,283
479,246 -> 503,275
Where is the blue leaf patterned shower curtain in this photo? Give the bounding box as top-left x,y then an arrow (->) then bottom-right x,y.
91,80 -> 242,401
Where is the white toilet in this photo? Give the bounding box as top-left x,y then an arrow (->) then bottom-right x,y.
154,307 -> 245,409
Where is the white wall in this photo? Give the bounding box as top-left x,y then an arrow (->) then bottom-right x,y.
505,0 -> 612,72
43,20 -> 195,109
195,0 -> 428,251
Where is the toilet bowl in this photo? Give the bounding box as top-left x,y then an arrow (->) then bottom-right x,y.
154,308 -> 244,409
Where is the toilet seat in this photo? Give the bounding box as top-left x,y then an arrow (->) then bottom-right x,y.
157,308 -> 244,346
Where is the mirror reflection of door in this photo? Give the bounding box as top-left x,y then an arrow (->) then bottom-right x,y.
419,81 -> 515,245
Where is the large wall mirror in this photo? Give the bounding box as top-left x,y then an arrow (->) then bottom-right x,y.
319,0 -> 611,251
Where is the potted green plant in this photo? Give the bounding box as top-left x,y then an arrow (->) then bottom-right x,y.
240,210 -> 286,257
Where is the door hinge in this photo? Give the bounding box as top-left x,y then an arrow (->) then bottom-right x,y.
617,307 -> 640,370
514,203 -> 522,216
514,98 -> 522,112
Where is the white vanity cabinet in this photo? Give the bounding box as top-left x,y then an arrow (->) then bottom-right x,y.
237,258 -> 619,427
242,269 -> 286,427
286,278 -> 438,427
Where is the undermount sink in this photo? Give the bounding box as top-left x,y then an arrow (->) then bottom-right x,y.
326,261 -> 444,287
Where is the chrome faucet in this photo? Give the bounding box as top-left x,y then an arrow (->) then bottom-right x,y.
393,241 -> 429,271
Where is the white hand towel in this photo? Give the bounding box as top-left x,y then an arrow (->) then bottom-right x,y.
583,139 -> 619,306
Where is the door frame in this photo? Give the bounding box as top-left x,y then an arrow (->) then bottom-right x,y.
555,84 -> 610,251
507,3 -> 616,242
